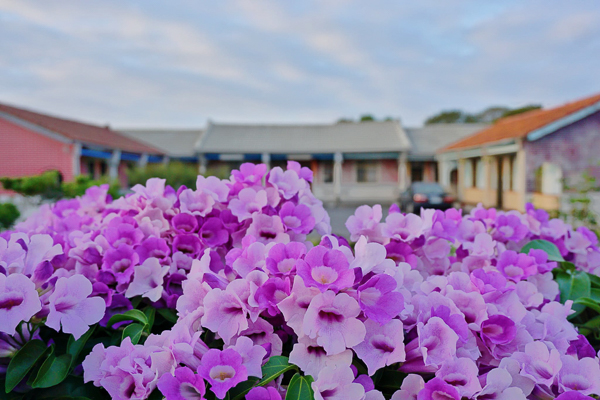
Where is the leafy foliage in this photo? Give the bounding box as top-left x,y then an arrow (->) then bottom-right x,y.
424,104 -> 542,125
0,202 -> 20,229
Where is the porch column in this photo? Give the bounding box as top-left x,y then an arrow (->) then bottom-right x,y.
333,152 -> 343,203
138,153 -> 148,169
109,149 -> 121,180
162,156 -> 170,165
72,142 -> 82,177
398,153 -> 408,191
262,152 -> 271,170
198,154 -> 207,175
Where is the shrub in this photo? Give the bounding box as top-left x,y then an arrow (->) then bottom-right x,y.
1,163 -> 600,400
0,202 -> 19,229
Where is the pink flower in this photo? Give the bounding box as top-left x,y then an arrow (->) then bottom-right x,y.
247,386 -> 282,400
268,167 -> 305,200
296,246 -> 354,293
125,257 -> 169,302
303,291 -> 366,355
289,336 -> 353,378
46,274 -> 105,339
353,319 -> 405,375
198,348 -> 247,399
383,213 -> 423,242
0,273 -> 41,335
278,276 -> 321,337
417,317 -> 459,367
228,187 -> 268,221
345,204 -> 384,243
247,214 -> 289,244
179,188 -> 215,217
157,366 -> 206,400
311,366 -> 365,400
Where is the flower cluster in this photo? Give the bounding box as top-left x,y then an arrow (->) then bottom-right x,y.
2,162 -> 600,400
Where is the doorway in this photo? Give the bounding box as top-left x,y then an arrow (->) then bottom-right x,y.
496,157 -> 503,209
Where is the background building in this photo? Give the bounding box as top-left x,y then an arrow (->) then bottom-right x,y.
438,92 -> 600,211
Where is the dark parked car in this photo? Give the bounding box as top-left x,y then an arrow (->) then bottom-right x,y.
399,182 -> 454,213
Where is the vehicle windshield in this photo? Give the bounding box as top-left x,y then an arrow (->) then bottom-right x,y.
412,182 -> 444,194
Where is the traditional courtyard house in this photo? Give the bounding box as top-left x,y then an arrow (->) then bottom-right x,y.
119,129 -> 203,165
437,92 -> 600,212
404,123 -> 488,193
195,120 -> 411,205
0,102 -> 163,192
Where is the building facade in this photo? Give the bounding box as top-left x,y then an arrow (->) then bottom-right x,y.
0,103 -> 163,194
437,93 -> 600,211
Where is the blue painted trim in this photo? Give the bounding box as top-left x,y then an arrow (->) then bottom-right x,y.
176,156 -> 199,163
205,153 -> 220,161
311,153 -> 334,160
527,101 -> 600,141
81,148 -> 112,159
344,152 -> 399,160
147,155 -> 163,163
244,154 -> 262,161
121,152 -> 141,162
271,154 -> 287,161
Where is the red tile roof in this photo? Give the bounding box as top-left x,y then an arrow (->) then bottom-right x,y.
441,92 -> 600,152
0,102 -> 163,154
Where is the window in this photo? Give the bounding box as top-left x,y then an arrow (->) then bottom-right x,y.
411,163 -> 424,182
464,159 -> 473,188
322,162 -> 334,183
475,158 -> 485,189
356,161 -> 377,183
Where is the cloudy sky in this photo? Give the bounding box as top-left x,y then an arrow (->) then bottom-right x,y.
0,0 -> 599,127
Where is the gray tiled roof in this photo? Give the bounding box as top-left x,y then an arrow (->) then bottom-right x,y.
405,123 -> 488,160
196,121 -> 411,154
119,129 -> 203,158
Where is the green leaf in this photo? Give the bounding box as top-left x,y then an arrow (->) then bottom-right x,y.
229,379 -> 260,400
31,354 -> 72,388
285,373 -> 314,400
520,239 -> 564,261
107,309 -> 148,328
573,297 -> 600,315
556,270 -> 591,317
588,273 -> 600,288
590,288 -> 600,302
157,308 -> 178,324
122,323 -> 145,345
5,339 -> 49,393
66,326 -> 95,365
258,356 -> 297,386
144,307 -> 156,333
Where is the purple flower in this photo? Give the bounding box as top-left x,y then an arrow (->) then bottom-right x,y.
558,355 -> 600,396
289,336 -> 353,379
435,357 -> 482,398
279,201 -> 316,234
311,366 -> 365,400
196,175 -> 230,203
200,217 -> 229,247
303,291 -> 366,355
136,236 -> 171,264
104,220 -> 144,247
228,187 -> 268,221
268,167 -> 305,200
231,163 -> 267,185
496,251 -> 539,282
125,257 -> 169,302
390,374 -> 424,400
173,234 -> 204,258
265,242 -> 306,276
201,286 -> 249,345
345,204 -> 384,243
198,348 -> 247,399
493,213 -> 529,243
481,314 -> 517,348
383,213 -> 423,242
83,337 -> 174,399
353,319 -> 405,375
46,274 -> 105,339
358,274 -> 404,325
0,273 -> 42,335
229,336 -> 267,378
296,246 -> 354,293
417,317 -> 459,367
278,276 -> 321,337
101,244 -> 139,287
511,341 -> 562,387
179,188 -> 215,217
555,392 -> 595,400
247,214 -> 289,244
157,366 -> 206,400
417,377 -> 460,400
171,212 -> 199,234
247,386 -> 282,400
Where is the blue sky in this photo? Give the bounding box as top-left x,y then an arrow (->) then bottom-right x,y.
0,0 -> 599,127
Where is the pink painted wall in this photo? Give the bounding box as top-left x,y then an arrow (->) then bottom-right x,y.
0,117 -> 74,194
